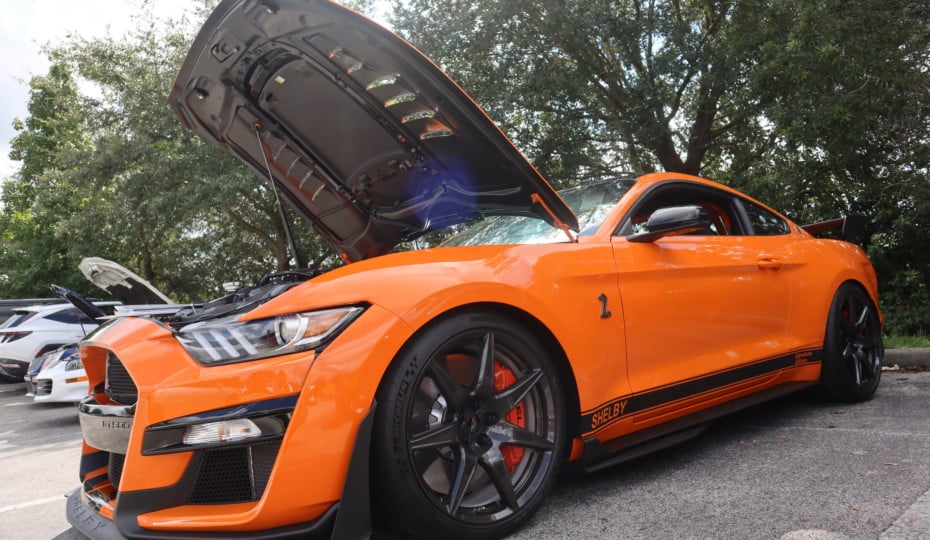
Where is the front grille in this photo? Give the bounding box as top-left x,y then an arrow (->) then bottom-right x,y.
105,353 -> 137,405
189,440 -> 281,504
35,379 -> 52,395
109,452 -> 126,490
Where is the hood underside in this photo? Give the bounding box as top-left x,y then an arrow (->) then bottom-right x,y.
169,0 -> 578,262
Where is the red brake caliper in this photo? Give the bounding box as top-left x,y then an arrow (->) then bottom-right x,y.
494,361 -> 525,473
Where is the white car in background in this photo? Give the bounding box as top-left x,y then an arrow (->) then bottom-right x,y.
2,257 -> 174,403
0,302 -> 118,383
24,344 -> 87,403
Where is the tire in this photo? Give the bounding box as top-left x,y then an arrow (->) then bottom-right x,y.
372,312 -> 567,540
820,283 -> 883,402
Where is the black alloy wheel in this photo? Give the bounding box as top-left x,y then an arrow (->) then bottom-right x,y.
373,312 -> 566,540
820,283 -> 883,402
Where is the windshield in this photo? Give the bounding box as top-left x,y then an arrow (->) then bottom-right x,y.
443,178 -> 635,247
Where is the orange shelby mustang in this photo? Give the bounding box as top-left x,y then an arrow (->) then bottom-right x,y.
66,1 -> 883,539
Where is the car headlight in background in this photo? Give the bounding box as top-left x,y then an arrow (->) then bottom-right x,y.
40,348 -> 82,372
176,306 -> 364,365
64,356 -> 83,371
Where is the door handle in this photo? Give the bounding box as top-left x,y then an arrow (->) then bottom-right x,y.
758,258 -> 783,270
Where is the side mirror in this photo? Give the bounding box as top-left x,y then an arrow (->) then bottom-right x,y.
627,205 -> 712,243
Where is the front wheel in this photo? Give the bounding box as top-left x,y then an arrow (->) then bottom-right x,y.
820,283 -> 883,402
372,312 -> 567,540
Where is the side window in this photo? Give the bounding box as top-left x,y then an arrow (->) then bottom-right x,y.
742,200 -> 789,235
620,182 -> 744,236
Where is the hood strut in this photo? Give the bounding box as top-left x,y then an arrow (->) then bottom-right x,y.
254,124 -> 305,268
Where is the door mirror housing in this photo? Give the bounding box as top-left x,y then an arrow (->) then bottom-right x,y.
627,205 -> 712,243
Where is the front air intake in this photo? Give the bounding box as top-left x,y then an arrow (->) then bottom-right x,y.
188,440 -> 281,504
105,353 -> 138,405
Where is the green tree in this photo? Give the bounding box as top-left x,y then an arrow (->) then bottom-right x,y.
0,62 -> 93,297
733,0 -> 930,334
2,8 -> 337,302
391,0 -> 779,184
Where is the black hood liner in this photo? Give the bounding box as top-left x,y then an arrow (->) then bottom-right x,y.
170,0 -> 578,262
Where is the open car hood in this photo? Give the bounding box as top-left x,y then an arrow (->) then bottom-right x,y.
78,257 -> 171,305
169,0 -> 578,262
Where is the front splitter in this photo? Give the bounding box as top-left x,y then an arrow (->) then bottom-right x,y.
66,488 -> 126,540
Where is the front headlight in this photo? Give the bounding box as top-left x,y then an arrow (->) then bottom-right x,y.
176,306 -> 364,365
41,348 -> 80,372
64,356 -> 83,371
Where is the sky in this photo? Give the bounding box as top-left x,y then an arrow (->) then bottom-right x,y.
0,0 -> 391,180
0,0 -> 202,179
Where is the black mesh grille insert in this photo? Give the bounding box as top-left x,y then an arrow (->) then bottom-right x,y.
189,440 -> 282,505
109,452 -> 126,491
105,353 -> 137,405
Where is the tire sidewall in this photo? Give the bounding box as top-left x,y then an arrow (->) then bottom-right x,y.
372,311 -> 567,540
820,283 -> 882,402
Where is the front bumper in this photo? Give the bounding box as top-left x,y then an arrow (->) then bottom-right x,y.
66,488 -> 340,540
33,366 -> 88,403
67,305 -> 405,539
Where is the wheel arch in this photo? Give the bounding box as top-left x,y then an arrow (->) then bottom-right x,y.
387,301 -> 584,440
823,277 -> 883,329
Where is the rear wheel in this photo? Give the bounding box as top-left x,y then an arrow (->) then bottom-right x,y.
373,312 -> 566,540
820,283 -> 883,402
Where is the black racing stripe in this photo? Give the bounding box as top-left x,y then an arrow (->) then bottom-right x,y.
581,348 -> 823,434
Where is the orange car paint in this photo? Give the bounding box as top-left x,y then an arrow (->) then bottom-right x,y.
73,172 -> 881,534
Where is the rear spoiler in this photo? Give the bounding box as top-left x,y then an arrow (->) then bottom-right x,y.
801,215 -> 866,243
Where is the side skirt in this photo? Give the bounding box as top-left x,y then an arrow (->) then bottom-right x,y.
573,381 -> 813,474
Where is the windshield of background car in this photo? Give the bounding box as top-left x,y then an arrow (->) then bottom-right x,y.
442,178 -> 635,247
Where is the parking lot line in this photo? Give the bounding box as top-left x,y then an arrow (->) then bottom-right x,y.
0,494 -> 65,513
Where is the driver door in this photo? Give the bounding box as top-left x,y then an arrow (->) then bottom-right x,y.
611,182 -> 793,405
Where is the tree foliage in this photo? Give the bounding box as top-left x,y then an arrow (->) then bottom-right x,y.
1,62 -> 92,294
1,8 -> 337,302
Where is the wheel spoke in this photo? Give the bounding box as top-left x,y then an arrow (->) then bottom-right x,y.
493,422 -> 553,451
869,354 -> 882,377
841,342 -> 855,359
851,350 -> 862,385
445,448 -> 479,515
480,448 -> 520,511
853,305 -> 870,331
410,423 -> 460,451
429,361 -> 467,412
473,332 -> 496,400
495,368 -> 543,413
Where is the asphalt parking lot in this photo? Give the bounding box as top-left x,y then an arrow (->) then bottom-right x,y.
1,368 -> 928,540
